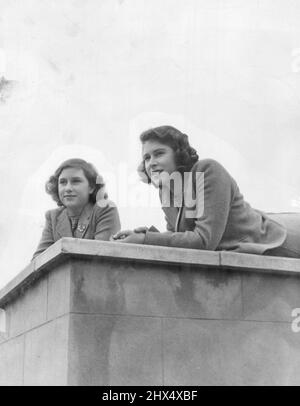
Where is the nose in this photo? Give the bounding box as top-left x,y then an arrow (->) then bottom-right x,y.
148,156 -> 158,170
65,181 -> 73,192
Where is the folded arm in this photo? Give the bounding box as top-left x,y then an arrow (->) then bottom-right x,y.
144,160 -> 235,250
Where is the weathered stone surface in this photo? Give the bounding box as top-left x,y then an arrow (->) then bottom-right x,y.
47,262 -> 71,321
0,308 -> 6,333
2,238 -> 300,310
163,318 -> 300,386
68,314 -> 162,386
0,333 -> 8,344
62,238 -> 220,268
221,251 -> 300,275
5,275 -> 48,338
0,239 -> 63,308
0,262 -> 35,307
0,335 -> 24,386
0,309 -> 8,344
242,272 -> 300,322
70,259 -> 243,320
1,239 -> 300,386
23,315 -> 69,386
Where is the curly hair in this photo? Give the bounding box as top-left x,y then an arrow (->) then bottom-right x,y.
137,125 -> 199,183
46,158 -> 107,206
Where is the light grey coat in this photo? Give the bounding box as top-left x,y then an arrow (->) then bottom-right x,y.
33,201 -> 120,259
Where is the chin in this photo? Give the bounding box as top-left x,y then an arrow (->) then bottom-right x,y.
64,201 -> 77,208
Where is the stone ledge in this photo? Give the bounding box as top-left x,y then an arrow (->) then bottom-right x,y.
1,237 -> 300,307
0,240 -> 65,308
221,251 -> 300,275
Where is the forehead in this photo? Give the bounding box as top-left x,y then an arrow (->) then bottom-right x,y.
59,167 -> 86,178
142,140 -> 173,155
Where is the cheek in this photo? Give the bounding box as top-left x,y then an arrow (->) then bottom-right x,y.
58,186 -> 63,196
82,184 -> 92,197
166,155 -> 176,171
172,153 -> 178,170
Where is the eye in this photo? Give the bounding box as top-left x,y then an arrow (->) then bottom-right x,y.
59,179 -> 66,185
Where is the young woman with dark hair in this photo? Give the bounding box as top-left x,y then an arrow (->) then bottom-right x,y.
32,158 -> 121,259
112,125 -> 300,258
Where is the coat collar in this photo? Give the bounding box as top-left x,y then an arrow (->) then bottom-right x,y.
56,203 -> 94,238
158,169 -> 197,231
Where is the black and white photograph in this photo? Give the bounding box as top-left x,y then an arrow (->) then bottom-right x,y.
1,0 -> 300,389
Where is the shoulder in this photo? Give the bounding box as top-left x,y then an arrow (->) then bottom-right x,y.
192,159 -> 233,179
92,200 -> 119,217
191,159 -> 236,189
45,206 -> 65,221
191,158 -> 228,173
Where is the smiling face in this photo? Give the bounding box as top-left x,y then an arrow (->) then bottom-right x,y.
142,140 -> 177,187
58,167 -> 94,213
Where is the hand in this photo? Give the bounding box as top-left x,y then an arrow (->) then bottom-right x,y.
111,230 -> 134,240
133,226 -> 149,233
111,230 -> 145,245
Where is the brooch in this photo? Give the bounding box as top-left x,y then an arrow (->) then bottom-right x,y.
77,224 -> 87,233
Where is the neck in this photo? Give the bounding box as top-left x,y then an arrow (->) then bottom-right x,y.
66,203 -> 88,217
160,184 -> 184,208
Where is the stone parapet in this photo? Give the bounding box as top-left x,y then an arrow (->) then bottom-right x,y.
0,238 -> 300,385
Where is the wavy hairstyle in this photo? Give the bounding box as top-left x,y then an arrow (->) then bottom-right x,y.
45,158 -> 107,206
137,125 -> 199,183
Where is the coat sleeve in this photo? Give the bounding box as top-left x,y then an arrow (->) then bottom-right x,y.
94,201 -> 121,241
32,211 -> 55,259
144,160 -> 235,250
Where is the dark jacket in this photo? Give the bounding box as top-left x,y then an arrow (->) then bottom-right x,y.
144,159 -> 287,254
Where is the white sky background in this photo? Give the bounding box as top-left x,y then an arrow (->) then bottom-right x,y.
1,0 -> 300,288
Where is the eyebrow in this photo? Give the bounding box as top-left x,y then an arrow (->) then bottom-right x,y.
143,147 -> 166,160
59,176 -> 83,181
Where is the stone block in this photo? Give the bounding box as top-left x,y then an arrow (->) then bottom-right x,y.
0,335 -> 24,385
242,272 -> 300,322
163,318 -> 300,385
23,315 -> 69,386
47,261 -> 71,321
61,238 -> 220,267
70,259 -> 243,320
6,275 -> 48,338
0,309 -> 8,344
0,308 -> 6,333
221,251 -> 300,275
68,314 -> 162,386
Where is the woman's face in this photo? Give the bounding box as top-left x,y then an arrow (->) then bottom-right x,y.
142,140 -> 177,186
58,167 -> 94,211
